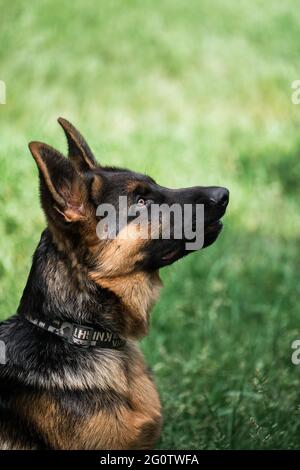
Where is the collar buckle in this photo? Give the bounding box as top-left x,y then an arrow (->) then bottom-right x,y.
59,322 -> 94,348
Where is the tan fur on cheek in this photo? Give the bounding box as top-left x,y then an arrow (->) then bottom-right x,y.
92,222 -> 150,277
88,222 -> 162,338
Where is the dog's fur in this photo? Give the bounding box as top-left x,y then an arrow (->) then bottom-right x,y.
0,118 -> 228,449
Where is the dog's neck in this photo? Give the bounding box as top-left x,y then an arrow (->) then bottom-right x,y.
17,229 -> 162,339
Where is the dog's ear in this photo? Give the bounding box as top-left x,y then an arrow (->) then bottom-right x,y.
29,141 -> 88,222
58,117 -> 98,174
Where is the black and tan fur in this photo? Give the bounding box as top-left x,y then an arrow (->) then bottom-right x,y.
0,118 -> 229,449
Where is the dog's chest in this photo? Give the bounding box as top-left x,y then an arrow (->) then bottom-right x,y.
18,347 -> 162,449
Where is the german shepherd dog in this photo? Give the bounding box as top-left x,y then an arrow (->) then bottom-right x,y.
0,119 -> 229,449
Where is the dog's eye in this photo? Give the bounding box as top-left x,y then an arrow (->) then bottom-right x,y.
135,195 -> 154,207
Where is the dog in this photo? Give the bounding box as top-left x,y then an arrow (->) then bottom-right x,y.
0,118 -> 229,449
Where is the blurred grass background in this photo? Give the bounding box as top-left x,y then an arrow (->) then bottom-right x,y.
1,0 -> 300,449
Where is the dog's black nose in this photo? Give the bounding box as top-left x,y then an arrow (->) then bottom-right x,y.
209,187 -> 229,208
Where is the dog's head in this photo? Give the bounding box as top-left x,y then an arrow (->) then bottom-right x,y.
29,118 -> 229,277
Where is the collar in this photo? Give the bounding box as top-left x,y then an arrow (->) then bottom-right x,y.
25,315 -> 126,350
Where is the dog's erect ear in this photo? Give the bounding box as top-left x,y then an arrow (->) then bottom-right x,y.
58,117 -> 98,173
29,141 -> 88,222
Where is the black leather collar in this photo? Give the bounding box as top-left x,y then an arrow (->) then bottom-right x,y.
25,315 -> 126,350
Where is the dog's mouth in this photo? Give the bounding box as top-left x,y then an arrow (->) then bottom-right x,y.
159,218 -> 224,265
140,206 -> 228,270
202,218 -> 224,248
204,219 -> 223,237
161,248 -> 181,261
158,244 -> 184,267
206,219 -> 223,233
161,248 -> 182,265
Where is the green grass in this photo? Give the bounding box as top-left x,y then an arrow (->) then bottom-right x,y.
1,0 -> 300,449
